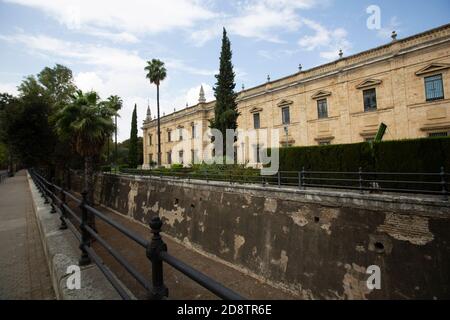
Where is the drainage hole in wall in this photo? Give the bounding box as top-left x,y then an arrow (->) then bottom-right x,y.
374,242 -> 385,253
314,216 -> 320,223
190,204 -> 195,209
174,198 -> 179,205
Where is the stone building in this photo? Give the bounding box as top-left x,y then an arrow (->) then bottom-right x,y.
142,24 -> 450,168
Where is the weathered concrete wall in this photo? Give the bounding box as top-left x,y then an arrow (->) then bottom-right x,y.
75,173 -> 450,300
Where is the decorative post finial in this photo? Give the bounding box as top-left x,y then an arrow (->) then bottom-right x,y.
198,85 -> 206,103
242,84 -> 245,91
298,64 -> 302,71
267,75 -> 270,82
339,49 -> 343,59
391,30 -> 398,42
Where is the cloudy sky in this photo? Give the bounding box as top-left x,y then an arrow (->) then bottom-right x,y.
0,0 -> 449,141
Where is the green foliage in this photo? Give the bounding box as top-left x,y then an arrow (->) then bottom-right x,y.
37,64 -> 76,107
128,104 -> 138,168
0,143 -> 9,169
272,138 -> 450,173
170,164 -> 184,170
0,89 -> 54,167
54,90 -> 115,157
210,28 -> 240,142
144,59 -> 167,86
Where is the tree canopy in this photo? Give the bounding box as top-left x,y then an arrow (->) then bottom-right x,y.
210,28 -> 240,141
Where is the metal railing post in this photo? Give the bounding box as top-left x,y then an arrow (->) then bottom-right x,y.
277,171 -> 281,187
43,177 -> 50,204
359,167 -> 363,194
79,191 -> 91,266
59,185 -> 68,230
298,171 -> 301,189
441,166 -> 448,201
50,177 -> 57,213
146,216 -> 168,300
301,167 -> 305,189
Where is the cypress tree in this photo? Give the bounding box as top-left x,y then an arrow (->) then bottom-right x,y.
128,104 -> 138,168
210,28 -> 240,153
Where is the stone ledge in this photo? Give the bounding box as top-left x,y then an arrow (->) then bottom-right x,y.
26,172 -> 124,300
111,173 -> 449,216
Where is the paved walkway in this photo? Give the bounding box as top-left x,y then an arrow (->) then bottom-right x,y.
0,171 -> 55,300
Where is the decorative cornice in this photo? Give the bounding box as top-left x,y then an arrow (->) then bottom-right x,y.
277,99 -> 293,107
311,90 -> 332,100
420,122 -> 450,131
356,79 -> 382,89
415,63 -> 450,76
314,135 -> 335,141
250,107 -> 263,113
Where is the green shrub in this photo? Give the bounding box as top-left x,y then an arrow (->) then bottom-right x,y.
271,137 -> 450,173
100,165 -> 111,172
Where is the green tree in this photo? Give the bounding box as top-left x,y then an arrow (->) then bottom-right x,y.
128,104 -> 138,168
54,90 -> 115,203
210,28 -> 240,153
0,88 -> 54,168
37,64 -> 76,108
145,59 -> 167,166
106,95 -> 122,165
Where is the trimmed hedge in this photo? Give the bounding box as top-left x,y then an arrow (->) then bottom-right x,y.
271,137 -> 450,173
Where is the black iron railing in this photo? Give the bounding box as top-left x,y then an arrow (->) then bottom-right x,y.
0,170 -> 8,183
116,167 -> 449,200
29,169 -> 245,300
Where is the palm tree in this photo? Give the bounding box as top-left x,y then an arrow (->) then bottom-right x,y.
106,95 -> 122,167
54,90 -> 115,203
145,59 -> 167,166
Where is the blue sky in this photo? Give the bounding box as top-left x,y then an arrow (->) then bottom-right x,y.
0,0 -> 449,141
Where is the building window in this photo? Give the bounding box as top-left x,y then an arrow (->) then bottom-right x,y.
234,146 -> 238,164
425,74 -> 444,101
318,140 -> 331,146
191,124 -> 196,139
317,99 -> 328,119
179,150 -> 184,164
167,151 -> 172,164
167,130 -> 172,142
254,144 -> 261,163
363,88 -> 377,112
428,131 -> 448,137
282,106 -> 290,124
253,113 -> 260,129
191,149 -> 196,163
179,128 -> 183,141
148,134 -> 152,146
212,148 -> 215,158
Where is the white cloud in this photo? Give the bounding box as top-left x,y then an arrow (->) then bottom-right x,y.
165,59 -> 217,76
0,82 -> 18,95
298,18 -> 351,61
84,28 -> 140,43
0,32 -> 218,141
189,0 -> 323,46
4,0 -> 216,37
